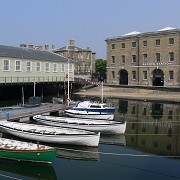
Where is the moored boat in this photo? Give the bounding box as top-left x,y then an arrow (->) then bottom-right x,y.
0,121 -> 100,147
33,115 -> 126,134
64,100 -> 115,120
0,137 -> 56,164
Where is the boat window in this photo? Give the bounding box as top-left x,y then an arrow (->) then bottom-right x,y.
90,105 -> 101,108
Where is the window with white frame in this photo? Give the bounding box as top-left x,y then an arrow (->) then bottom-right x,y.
61,64 -> 65,72
121,43 -> 125,49
112,71 -> 115,79
156,53 -> 160,62
143,54 -> 148,63
169,71 -> 174,80
132,55 -> 136,63
111,44 -> 115,49
26,61 -> 32,72
69,64 -> 73,72
15,60 -> 21,71
111,56 -> 115,64
36,62 -> 41,72
143,71 -> 147,80
169,52 -> 174,62
156,39 -> 160,46
169,38 -> 174,45
53,63 -> 58,72
3,59 -> 10,71
45,62 -> 50,72
132,41 -> 136,48
143,40 -> 147,46
121,55 -> 125,64
132,71 -> 136,80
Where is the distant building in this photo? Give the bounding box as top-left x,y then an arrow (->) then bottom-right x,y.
105,27 -> 180,87
53,40 -> 96,78
0,44 -> 73,84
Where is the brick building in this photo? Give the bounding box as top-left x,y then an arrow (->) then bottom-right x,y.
53,40 -> 96,78
105,27 -> 180,87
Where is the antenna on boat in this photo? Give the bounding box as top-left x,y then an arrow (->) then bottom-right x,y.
101,81 -> 103,103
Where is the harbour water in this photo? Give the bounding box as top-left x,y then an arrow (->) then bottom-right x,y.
0,97 -> 180,180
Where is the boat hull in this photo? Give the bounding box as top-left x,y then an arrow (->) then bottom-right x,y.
64,109 -> 114,120
34,116 -> 126,134
1,126 -> 100,147
0,148 -> 56,164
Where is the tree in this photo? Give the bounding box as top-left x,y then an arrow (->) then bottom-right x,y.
94,59 -> 107,81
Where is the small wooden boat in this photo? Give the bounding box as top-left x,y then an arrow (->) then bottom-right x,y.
0,121 -> 100,147
64,101 -> 115,120
0,138 -> 56,164
33,115 -> 126,134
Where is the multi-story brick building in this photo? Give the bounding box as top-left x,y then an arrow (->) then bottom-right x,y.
105,27 -> 180,87
53,40 -> 96,78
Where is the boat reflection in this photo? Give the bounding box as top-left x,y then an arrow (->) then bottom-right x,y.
56,145 -> 99,161
0,158 -> 56,179
100,134 -> 126,146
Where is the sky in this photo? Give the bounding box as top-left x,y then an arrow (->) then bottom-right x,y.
0,0 -> 180,59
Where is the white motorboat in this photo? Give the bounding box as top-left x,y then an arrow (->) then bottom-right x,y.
33,115 -> 126,134
0,121 -> 100,147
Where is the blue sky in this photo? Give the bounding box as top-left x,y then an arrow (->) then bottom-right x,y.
0,0 -> 180,58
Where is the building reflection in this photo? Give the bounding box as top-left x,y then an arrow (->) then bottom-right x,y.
110,99 -> 180,156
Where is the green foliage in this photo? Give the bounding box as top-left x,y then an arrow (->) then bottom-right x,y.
95,59 -> 107,73
94,59 -> 107,81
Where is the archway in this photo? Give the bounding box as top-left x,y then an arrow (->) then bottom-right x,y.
152,69 -> 164,86
119,70 -> 128,85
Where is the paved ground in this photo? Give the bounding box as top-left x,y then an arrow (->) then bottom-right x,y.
74,86 -> 180,102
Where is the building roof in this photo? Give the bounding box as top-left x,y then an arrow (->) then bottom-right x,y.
53,45 -> 83,53
105,27 -> 180,41
0,45 -> 68,62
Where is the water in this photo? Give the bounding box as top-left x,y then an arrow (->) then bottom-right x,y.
0,97 -> 180,180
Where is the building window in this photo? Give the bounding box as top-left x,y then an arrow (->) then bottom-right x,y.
111,56 -> 115,64
121,43 -> 125,49
53,63 -> 58,72
169,38 -> 174,45
15,60 -> 21,71
45,62 -> 50,72
132,42 -> 136,48
112,71 -> 115,79
143,54 -> 148,63
111,44 -> 115,49
169,52 -> 174,62
143,71 -> 147,80
69,64 -> 73,72
169,71 -> 174,80
26,61 -> 32,72
156,53 -> 160,62
36,62 -> 41,72
143,40 -> 147,46
156,39 -> 160,46
132,55 -> 136,63
132,71 -> 136,80
3,59 -> 10,71
121,55 -> 125,64
61,64 -> 65,72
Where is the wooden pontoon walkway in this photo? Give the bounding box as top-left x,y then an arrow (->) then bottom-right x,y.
0,103 -> 65,121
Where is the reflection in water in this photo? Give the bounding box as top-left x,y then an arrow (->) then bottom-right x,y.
0,159 -> 56,179
100,134 -> 126,146
114,99 -> 180,157
56,145 -> 99,161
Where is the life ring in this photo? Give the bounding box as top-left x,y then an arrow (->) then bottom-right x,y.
67,98 -> 71,102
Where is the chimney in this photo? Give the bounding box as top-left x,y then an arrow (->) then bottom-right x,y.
69,39 -> 75,46
28,43 -> 34,49
52,44 -> 55,50
45,44 -> 49,50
